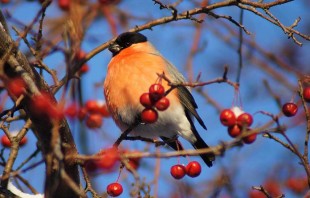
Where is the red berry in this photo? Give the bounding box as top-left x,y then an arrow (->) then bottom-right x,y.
107,183 -> 123,197
303,87 -> 310,103
76,50 -> 86,59
127,157 -> 140,171
220,109 -> 236,127
75,50 -> 89,74
31,92 -> 64,120
242,133 -> 257,144
237,113 -> 253,127
228,124 -> 242,138
84,159 -> 99,173
97,148 -> 119,170
1,135 -> 11,148
141,108 -> 158,124
64,103 -> 78,119
99,103 -> 110,117
263,179 -> 282,197
285,177 -> 307,194
85,100 -> 109,115
77,107 -> 87,121
19,136 -> 27,146
282,102 -> 298,117
248,190 -> 265,198
7,77 -> 26,98
170,164 -> 186,180
123,150 -> 141,171
149,84 -> 165,101
58,0 -> 70,11
85,100 -> 100,113
85,113 -> 103,128
155,97 -> 170,111
140,93 -> 154,108
186,161 -> 201,178
0,0 -> 10,4
79,64 -> 89,74
98,0 -> 121,5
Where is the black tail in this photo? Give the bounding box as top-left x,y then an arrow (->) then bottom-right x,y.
184,110 -> 215,167
192,132 -> 215,167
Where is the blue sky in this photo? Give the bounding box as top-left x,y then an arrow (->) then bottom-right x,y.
1,0 -> 310,197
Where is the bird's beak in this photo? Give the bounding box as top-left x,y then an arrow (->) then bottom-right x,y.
108,42 -> 123,56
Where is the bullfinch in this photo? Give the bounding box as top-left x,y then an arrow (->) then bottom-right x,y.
104,32 -> 215,167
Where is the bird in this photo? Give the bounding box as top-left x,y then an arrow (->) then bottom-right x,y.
103,32 -> 215,167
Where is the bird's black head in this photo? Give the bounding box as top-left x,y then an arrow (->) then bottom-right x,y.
109,32 -> 147,56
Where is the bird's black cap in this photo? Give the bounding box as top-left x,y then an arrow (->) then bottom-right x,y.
109,32 -> 147,56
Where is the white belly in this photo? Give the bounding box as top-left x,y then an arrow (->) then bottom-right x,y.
117,104 -> 197,144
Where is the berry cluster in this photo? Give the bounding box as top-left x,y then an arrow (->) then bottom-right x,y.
84,149 -> 141,197
285,176 -> 308,194
220,106 -> 256,144
75,50 -> 90,74
170,161 -> 202,180
140,83 -> 170,123
65,100 -> 110,129
1,134 -> 27,148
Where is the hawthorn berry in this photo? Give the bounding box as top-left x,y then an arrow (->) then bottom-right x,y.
85,100 -> 110,117
98,0 -> 121,5
0,0 -> 10,4
75,50 -> 89,74
85,100 -> 101,113
248,190 -> 265,198
1,135 -> 11,147
7,77 -> 26,98
285,177 -> 307,194
107,182 -> 123,197
84,159 -> 99,173
170,164 -> 186,180
1,135 -> 27,147
77,107 -> 87,121
263,179 -> 282,197
31,92 -> 64,120
237,113 -> 253,127
303,87 -> 310,103
220,109 -> 236,127
228,124 -> 242,138
58,0 -> 70,11
64,103 -> 78,119
282,102 -> 298,117
97,148 -> 119,170
123,150 -> 141,171
155,97 -> 170,111
127,157 -> 140,171
19,136 -> 28,146
186,161 -> 201,178
242,133 -> 257,144
141,108 -> 158,124
99,103 -> 110,117
149,83 -> 165,101
79,64 -> 89,74
85,113 -> 103,129
140,93 -> 154,108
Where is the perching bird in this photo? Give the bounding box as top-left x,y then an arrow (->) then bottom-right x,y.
104,32 -> 215,167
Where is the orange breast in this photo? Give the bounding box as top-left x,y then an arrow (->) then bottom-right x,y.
104,43 -> 179,122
